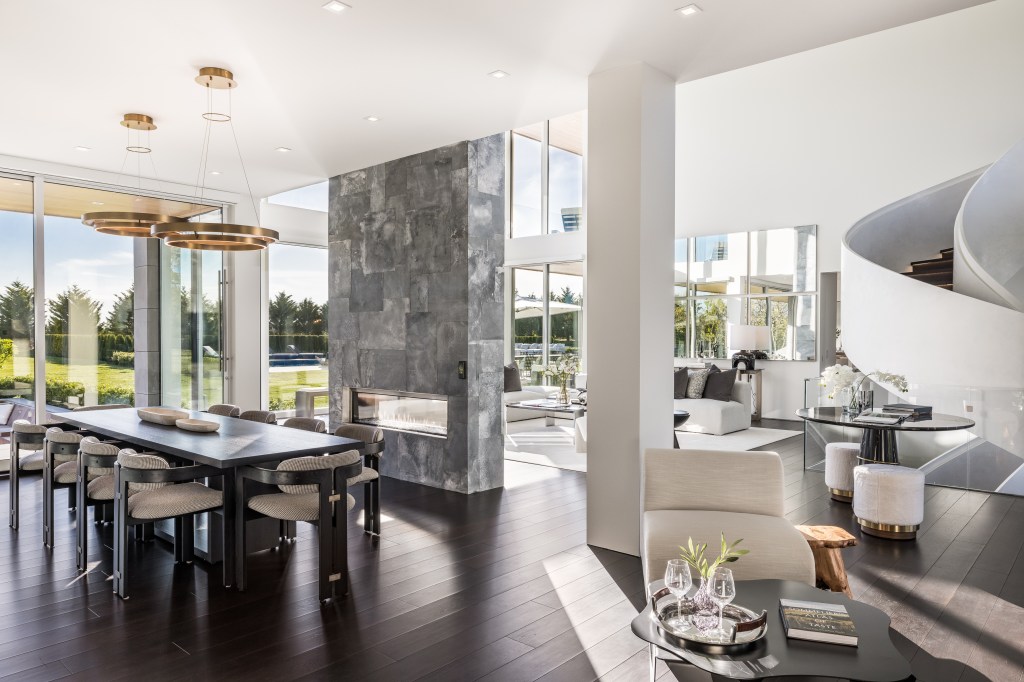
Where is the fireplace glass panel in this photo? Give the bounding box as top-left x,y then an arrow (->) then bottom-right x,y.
352,390 -> 448,437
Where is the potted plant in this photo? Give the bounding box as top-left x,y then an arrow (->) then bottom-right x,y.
679,534 -> 749,630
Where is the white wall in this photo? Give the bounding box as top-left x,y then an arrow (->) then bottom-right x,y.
675,0 -> 1024,419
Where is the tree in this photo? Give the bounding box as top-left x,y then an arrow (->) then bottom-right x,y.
294,298 -> 324,335
104,285 -> 134,334
268,292 -> 297,335
0,280 -> 34,341
46,286 -> 103,335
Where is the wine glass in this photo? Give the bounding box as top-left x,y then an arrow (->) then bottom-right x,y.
664,560 -> 692,627
710,567 -> 736,640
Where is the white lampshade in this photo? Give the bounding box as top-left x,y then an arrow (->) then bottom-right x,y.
730,324 -> 770,351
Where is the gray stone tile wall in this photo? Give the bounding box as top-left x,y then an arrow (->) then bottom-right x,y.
133,238 -> 160,407
328,135 -> 506,493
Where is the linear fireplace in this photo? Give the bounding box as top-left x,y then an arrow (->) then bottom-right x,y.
345,387 -> 448,438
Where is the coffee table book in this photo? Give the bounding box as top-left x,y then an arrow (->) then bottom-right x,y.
779,599 -> 858,647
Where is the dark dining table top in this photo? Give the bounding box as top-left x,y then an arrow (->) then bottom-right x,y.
796,406 -> 975,432
55,407 -> 363,468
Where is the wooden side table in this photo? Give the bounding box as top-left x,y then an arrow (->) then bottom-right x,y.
796,524 -> 858,597
738,368 -> 763,420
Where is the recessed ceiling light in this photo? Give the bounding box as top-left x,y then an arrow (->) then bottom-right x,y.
364,116 -> 380,122
489,70 -> 510,79
322,0 -> 350,13
275,147 -> 292,153
209,170 -> 221,175
676,4 -> 702,16
74,146 -> 91,152
91,201 -> 104,206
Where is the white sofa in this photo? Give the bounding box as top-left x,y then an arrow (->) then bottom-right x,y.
675,380 -> 752,436
641,447 -> 815,586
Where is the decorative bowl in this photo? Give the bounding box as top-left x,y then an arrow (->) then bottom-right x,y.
138,407 -> 190,426
175,418 -> 220,433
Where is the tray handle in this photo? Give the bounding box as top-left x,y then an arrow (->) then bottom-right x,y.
649,586 -> 673,614
730,609 -> 768,642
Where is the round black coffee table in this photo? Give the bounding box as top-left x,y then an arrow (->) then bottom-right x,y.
632,579 -> 913,681
796,406 -> 974,464
672,410 -> 690,448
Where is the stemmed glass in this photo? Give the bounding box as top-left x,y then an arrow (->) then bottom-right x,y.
664,560 -> 692,627
710,567 -> 736,641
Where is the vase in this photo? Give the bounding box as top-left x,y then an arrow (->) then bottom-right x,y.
557,378 -> 570,405
689,577 -> 719,635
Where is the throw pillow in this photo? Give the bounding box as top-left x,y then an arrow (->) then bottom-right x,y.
503,363 -> 522,393
0,403 -> 13,425
673,368 -> 689,399
685,368 -> 711,399
703,368 -> 738,402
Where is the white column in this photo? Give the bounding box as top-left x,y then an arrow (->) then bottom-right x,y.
586,63 -> 676,555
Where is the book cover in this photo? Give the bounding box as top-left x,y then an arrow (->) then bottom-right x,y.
779,599 -> 858,646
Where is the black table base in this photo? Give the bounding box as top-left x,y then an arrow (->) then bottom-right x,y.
860,428 -> 899,464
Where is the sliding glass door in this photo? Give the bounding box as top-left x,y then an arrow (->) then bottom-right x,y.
160,246 -> 224,410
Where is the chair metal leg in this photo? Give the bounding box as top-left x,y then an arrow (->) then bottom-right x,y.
363,481 -> 373,535
318,511 -> 332,603
372,478 -> 381,537
181,514 -> 195,563
67,483 -> 76,511
235,474 -> 247,592
173,517 -> 185,563
113,486 -> 130,599
9,441 -> 18,530
76,459 -> 88,572
43,447 -> 54,550
332,493 -> 348,599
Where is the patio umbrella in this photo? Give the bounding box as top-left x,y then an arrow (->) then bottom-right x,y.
514,296 -> 581,319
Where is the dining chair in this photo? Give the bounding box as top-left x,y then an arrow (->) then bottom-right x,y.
281,417 -> 326,433
207,404 -> 241,418
239,410 -> 277,424
112,449 -> 226,599
9,420 -> 47,530
74,437 -> 120,571
42,427 -> 89,549
335,424 -> 385,538
235,450 -> 361,603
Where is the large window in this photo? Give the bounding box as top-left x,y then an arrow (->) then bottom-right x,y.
268,243 -> 328,412
0,175 -> 36,438
510,111 -> 585,237
675,226 -> 817,361
511,261 -> 583,386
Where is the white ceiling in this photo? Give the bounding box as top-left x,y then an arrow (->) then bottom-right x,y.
0,0 -> 989,199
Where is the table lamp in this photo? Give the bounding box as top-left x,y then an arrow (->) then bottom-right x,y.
729,324 -> 770,370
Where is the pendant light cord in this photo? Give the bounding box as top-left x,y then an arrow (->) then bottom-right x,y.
227,88 -> 261,226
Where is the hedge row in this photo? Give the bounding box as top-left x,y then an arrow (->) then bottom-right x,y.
269,334 -> 327,355
0,375 -> 134,407
45,333 -> 134,361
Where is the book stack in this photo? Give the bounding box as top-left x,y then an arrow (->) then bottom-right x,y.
779,599 -> 858,646
882,404 -> 932,420
852,411 -> 903,425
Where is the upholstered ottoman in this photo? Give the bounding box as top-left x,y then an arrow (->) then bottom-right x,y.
853,464 -> 925,540
825,442 -> 860,503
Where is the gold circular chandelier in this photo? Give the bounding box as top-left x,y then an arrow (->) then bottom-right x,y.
152,223 -> 278,251
152,67 -> 279,251
82,114 -> 183,237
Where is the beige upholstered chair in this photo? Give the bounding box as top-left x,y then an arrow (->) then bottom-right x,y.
112,449 -> 226,599
282,417 -> 326,433
42,427 -> 90,549
9,420 -> 47,530
207,404 -> 241,418
74,437 -> 121,571
235,450 -> 362,602
335,424 -> 385,537
239,410 -> 277,424
642,448 -> 814,586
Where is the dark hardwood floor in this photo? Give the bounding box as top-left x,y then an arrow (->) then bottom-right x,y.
1,424 -> 1023,681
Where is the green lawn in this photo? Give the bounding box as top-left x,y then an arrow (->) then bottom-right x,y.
3,356 -> 326,411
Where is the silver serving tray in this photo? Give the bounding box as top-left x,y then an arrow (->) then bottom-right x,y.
649,586 -> 768,655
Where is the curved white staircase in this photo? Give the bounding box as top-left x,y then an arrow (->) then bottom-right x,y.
840,143 -> 1024,494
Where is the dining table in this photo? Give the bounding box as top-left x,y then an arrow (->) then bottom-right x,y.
55,407 -> 364,589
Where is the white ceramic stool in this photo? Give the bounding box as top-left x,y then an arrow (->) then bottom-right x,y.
824,442 -> 860,503
853,464 -> 925,540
